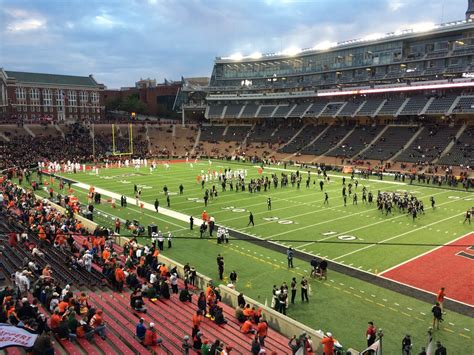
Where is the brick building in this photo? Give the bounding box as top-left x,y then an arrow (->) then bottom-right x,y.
103,80 -> 181,118
0,69 -> 105,122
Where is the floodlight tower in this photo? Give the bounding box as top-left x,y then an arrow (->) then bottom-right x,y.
467,0 -> 474,20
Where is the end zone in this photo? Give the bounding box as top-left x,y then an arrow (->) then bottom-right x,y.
380,233 -> 474,306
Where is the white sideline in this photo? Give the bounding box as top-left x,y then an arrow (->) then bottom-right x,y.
74,182 -> 207,227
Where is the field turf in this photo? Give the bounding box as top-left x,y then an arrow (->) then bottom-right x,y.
31,160 -> 473,353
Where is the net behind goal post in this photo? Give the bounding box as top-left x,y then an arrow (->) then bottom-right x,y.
112,123 -> 134,156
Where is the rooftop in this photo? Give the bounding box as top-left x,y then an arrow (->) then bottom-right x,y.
5,70 -> 102,88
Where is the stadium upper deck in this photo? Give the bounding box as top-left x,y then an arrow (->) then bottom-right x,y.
209,19 -> 474,92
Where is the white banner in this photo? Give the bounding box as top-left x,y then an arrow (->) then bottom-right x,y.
360,339 -> 381,354
0,324 -> 38,349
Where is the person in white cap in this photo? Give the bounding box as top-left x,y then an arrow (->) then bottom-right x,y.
321,332 -> 335,355
49,292 -> 60,312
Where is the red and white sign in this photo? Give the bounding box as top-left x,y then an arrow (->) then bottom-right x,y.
0,324 -> 38,349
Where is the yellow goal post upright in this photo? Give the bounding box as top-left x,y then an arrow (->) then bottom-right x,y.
111,123 -> 134,156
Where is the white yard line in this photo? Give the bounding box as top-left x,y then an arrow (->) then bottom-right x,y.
298,190 -> 459,247
332,212 -> 465,260
271,189 -> 452,240
259,208 -> 377,238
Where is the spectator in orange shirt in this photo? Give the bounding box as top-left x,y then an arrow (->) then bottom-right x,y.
437,287 -> 446,312
243,304 -> 254,319
89,310 -> 107,339
256,318 -> 268,346
58,300 -> 69,315
42,265 -> 52,279
240,318 -> 256,334
321,332 -> 335,355
50,309 -> 62,332
98,236 -> 106,253
115,266 -> 126,292
102,248 -> 111,262
192,309 -> 203,337
159,264 -> 169,278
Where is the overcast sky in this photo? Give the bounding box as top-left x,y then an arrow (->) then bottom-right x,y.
0,0 -> 468,88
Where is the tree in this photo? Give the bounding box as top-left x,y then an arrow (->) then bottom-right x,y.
105,93 -> 148,115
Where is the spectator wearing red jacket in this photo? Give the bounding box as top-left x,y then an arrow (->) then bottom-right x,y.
144,323 -> 158,346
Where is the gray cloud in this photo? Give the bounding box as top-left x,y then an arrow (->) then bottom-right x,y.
0,0 -> 467,88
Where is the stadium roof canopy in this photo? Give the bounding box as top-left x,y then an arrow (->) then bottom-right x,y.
4,70 -> 102,88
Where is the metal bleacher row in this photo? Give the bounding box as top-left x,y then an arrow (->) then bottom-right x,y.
0,207 -> 293,355
199,120 -> 473,165
206,93 -> 474,120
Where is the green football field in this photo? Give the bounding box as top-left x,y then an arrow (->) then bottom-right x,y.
54,160 -> 472,272
31,160 -> 473,353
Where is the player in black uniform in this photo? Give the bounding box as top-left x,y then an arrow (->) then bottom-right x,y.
248,212 -> 255,226
464,210 -> 472,224
267,197 -> 272,210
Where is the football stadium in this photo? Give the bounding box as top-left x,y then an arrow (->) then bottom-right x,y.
0,1 -> 473,354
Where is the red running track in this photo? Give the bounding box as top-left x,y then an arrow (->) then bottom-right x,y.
381,233 -> 474,306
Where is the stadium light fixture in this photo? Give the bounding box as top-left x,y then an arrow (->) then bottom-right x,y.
411,22 -> 436,33
282,46 -> 301,56
362,33 -> 384,41
313,41 -> 336,51
249,52 -> 262,59
228,53 -> 243,61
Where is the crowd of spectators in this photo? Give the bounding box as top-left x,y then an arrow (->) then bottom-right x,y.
1,123 -> 148,169
1,177 -> 318,354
